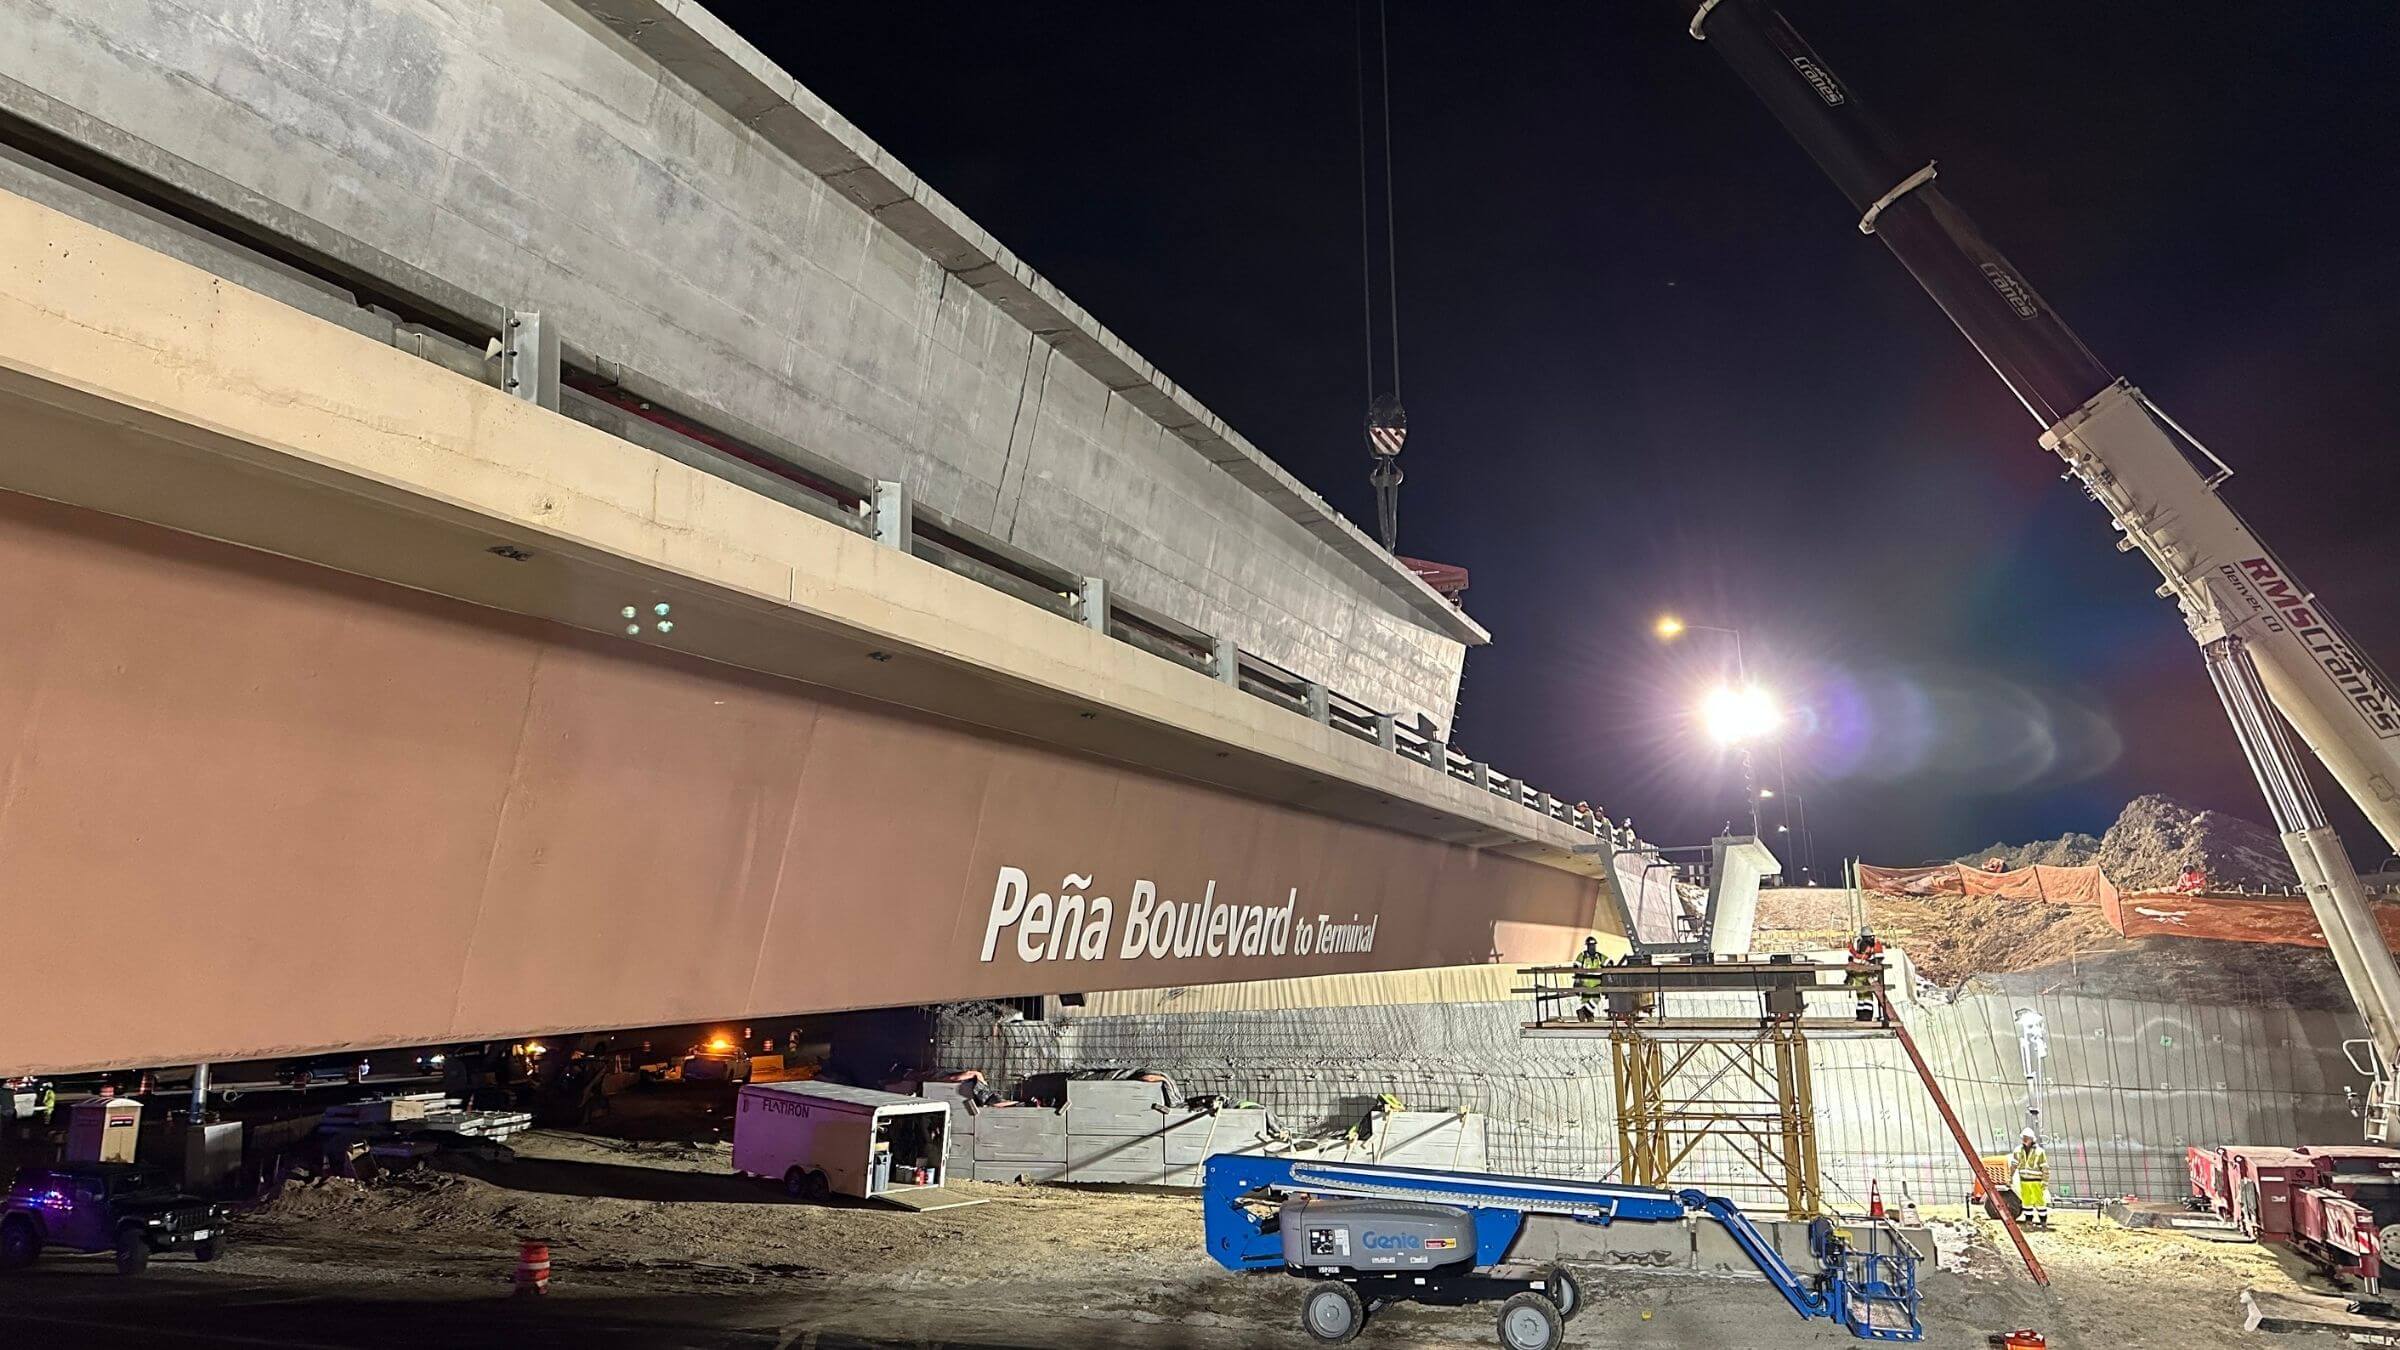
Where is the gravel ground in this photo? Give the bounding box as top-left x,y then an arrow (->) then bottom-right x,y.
33,1128 -> 2291,1349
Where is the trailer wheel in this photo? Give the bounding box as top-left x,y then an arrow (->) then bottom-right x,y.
1540,1263 -> 1582,1320
1496,1291 -> 1563,1350
1300,1280 -> 1365,1344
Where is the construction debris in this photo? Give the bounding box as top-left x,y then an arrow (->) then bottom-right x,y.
320,1093 -> 532,1144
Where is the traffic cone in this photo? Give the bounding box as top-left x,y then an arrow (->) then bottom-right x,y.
513,1240 -> 551,1296
1868,1181 -> 1885,1219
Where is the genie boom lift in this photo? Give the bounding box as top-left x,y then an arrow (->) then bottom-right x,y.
1203,1155 -> 1922,1347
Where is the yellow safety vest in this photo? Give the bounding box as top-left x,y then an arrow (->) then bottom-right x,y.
2012,1145 -> 2047,1181
1574,953 -> 1605,990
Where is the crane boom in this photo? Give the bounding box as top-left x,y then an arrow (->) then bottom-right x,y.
1683,0 -> 2400,1135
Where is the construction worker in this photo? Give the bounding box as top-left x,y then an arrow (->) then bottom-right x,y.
1573,936 -> 1607,1021
1846,928 -> 1887,1022
2173,865 -> 2208,895
2011,1127 -> 2051,1227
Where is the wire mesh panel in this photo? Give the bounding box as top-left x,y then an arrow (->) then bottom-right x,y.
933,980 -> 2369,1208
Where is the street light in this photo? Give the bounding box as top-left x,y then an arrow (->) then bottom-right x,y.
1700,683 -> 1782,746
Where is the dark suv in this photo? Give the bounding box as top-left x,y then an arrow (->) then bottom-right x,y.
1,1162 -> 229,1274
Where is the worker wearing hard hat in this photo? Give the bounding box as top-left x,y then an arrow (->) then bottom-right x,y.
2011,1128 -> 2051,1228
1845,928 -> 1886,1023
1573,936 -> 1606,1022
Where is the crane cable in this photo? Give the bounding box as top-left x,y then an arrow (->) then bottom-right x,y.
1358,0 -> 1407,552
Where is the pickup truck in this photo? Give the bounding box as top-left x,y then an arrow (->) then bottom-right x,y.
1,1161 -> 229,1274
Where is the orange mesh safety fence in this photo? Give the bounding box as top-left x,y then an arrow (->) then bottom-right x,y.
1856,863 -> 2118,908
1860,863 -> 2400,951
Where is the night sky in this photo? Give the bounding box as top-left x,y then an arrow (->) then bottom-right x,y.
721,3 -> 2400,873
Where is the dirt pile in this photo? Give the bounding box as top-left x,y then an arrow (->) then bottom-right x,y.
1752,886 -> 2353,1006
1955,831 -> 2101,872
1958,794 -> 2297,890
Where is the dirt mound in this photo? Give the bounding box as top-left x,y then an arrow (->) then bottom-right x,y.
1959,794 -> 2297,890
1955,831 -> 2101,872
1752,886 -> 2352,1007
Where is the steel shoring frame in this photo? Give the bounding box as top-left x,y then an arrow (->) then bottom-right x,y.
1614,1022 -> 1823,1217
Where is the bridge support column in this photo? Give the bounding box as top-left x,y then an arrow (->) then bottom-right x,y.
873,479 -> 911,549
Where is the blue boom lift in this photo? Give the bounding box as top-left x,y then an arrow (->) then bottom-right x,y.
1203,1155 -> 1922,1348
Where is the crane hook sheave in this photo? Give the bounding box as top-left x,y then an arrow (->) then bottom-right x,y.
1366,393 -> 1408,460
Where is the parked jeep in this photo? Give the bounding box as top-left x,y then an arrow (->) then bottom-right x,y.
1,1161 -> 229,1274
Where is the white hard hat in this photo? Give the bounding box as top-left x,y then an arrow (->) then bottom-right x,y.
2020,1128 -> 2037,1141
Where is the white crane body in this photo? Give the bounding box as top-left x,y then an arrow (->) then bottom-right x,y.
1687,0 -> 2400,1134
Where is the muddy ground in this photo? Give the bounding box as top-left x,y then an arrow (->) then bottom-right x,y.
2,1123 -> 2346,1350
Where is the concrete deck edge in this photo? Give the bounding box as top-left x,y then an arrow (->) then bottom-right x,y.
565,0 -> 1489,648
0,184 -> 1581,864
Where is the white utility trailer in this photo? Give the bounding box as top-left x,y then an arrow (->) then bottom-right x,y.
732,1081 -> 978,1209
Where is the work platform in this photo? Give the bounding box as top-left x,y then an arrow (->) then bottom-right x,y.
1516,954 -> 2051,1282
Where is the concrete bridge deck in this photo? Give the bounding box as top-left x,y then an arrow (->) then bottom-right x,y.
0,183 -> 1619,1075
0,0 -> 1644,1076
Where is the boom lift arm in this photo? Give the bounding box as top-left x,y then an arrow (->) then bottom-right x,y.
1682,0 -> 2400,1138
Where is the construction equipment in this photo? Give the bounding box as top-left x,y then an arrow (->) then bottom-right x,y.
2187,1144 -> 2400,1293
1683,0 -> 2400,1142
1203,1154 -> 1923,1345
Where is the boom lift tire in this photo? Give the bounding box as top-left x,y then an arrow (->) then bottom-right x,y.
1301,1280 -> 1366,1344
1496,1291 -> 1565,1350
1540,1262 -> 1582,1319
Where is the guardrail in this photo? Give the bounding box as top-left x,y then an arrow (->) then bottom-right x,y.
549,342 -> 1629,846
0,126 -> 1638,858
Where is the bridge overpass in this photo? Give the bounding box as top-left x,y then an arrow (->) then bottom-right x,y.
0,0 -> 1635,1076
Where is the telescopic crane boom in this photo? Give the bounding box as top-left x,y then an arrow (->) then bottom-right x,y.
1683,0 -> 2400,1136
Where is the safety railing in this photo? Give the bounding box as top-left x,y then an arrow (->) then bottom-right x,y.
579,341 -> 1516,815
0,113 -> 1654,867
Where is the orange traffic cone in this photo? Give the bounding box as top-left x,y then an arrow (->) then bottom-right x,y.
514,1240 -> 551,1296
1868,1181 -> 1885,1219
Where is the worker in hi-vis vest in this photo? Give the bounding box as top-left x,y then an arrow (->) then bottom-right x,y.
2011,1128 -> 2051,1228
1573,936 -> 1606,1021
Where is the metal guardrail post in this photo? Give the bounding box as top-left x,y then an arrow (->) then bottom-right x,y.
1078,576 -> 1108,632
1210,634 -> 1241,687
1374,713 -> 1397,751
873,480 -> 911,550
503,308 -> 559,410
1303,681 -> 1330,724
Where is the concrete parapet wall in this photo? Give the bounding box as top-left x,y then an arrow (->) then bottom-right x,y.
0,0 -> 1473,725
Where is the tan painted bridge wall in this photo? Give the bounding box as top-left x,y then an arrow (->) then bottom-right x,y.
0,492 -> 1597,1076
